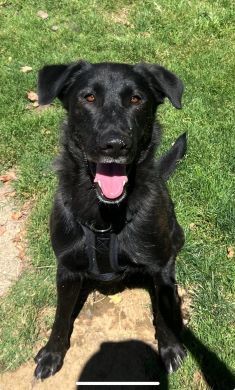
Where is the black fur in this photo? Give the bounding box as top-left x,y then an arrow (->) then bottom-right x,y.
158,132 -> 187,181
34,61 -> 187,380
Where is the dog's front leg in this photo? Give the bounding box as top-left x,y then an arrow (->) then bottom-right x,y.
151,259 -> 187,373
34,274 -> 83,380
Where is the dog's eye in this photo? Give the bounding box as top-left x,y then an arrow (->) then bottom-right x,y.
85,94 -> 95,103
130,95 -> 142,105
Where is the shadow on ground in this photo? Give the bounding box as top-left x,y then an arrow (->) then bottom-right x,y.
184,328 -> 235,390
77,339 -> 167,390
76,329 -> 235,390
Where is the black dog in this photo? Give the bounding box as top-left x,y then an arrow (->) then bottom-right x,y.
34,61 -> 187,380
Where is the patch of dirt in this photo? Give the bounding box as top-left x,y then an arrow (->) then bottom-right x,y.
109,7 -> 134,28
0,171 -> 31,296
0,286 -> 192,389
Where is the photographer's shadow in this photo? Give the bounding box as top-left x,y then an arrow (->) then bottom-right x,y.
76,330 -> 235,390
76,339 -> 167,389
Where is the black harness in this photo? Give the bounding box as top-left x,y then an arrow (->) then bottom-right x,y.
79,222 -> 128,282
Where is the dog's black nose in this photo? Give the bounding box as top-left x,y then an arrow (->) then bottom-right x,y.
101,138 -> 130,157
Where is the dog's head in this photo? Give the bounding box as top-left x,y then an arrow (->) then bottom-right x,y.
38,61 -> 183,204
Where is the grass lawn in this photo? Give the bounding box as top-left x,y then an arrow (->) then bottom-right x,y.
0,0 -> 234,388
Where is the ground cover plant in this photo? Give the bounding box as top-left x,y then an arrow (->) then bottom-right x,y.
0,0 -> 234,388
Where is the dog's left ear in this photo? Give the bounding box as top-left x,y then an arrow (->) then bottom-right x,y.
134,63 -> 184,109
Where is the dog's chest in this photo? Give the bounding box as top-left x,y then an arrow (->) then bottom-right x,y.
81,224 -> 131,282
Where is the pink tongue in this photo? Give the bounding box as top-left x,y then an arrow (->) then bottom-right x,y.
94,163 -> 128,199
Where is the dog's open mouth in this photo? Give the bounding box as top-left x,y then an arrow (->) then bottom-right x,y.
90,162 -> 128,203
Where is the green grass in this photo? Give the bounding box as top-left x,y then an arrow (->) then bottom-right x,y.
0,0 -> 234,388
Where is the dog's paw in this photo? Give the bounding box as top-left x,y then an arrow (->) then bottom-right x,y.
159,343 -> 187,373
34,347 -> 64,380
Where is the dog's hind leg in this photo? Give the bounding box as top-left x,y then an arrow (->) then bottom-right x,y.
150,257 -> 187,373
34,272 -> 84,380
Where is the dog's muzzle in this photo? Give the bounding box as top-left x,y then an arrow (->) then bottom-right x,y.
94,163 -> 128,200
87,161 -> 129,204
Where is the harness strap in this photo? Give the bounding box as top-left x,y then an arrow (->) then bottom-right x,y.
80,223 -> 127,282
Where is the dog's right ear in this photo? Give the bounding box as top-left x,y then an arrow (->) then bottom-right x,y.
38,60 -> 90,107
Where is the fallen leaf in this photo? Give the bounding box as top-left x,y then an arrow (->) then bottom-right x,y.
193,370 -> 204,384
0,172 -> 17,182
20,66 -> 32,73
109,294 -> 122,304
16,242 -> 24,251
227,246 -> 234,258
13,233 -> 21,243
37,10 -> 48,19
13,229 -> 26,243
11,211 -> 23,221
32,101 -> 39,108
27,91 -> 38,102
189,222 -> 196,230
18,248 -> 26,260
6,191 -> 16,198
51,25 -> 59,31
0,226 -> 6,236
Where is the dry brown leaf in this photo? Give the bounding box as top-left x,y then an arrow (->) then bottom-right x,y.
6,191 -> 16,198
11,211 -> 23,221
22,200 -> 32,212
0,172 -> 17,183
18,248 -> 26,260
109,294 -> 122,304
227,246 -> 234,258
27,91 -> 38,102
193,370 -> 204,384
16,242 -> 24,251
13,229 -> 26,243
37,10 -> 48,19
0,226 -> 6,236
20,66 -> 32,73
13,232 -> 21,243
